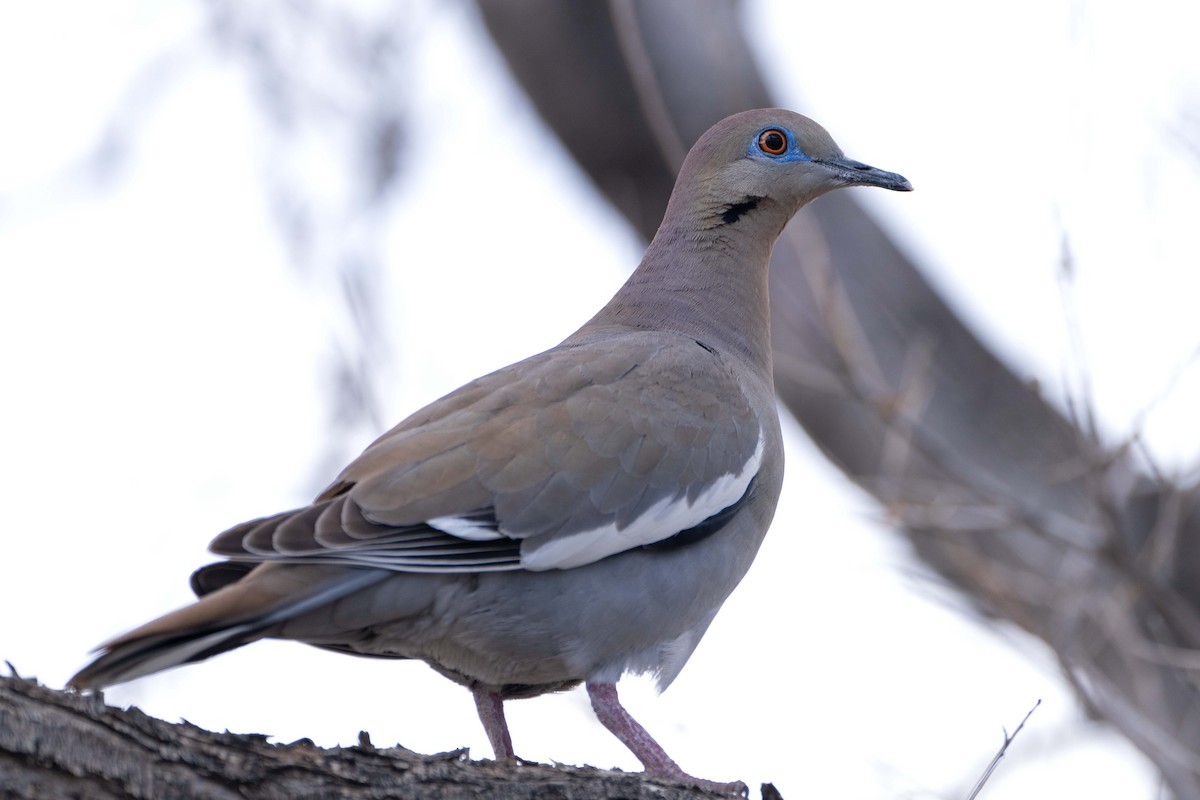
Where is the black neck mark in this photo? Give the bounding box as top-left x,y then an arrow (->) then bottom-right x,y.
720,196 -> 762,225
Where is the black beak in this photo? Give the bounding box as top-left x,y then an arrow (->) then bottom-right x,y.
816,156 -> 913,192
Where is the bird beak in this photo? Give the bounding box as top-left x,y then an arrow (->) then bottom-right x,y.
816,156 -> 913,192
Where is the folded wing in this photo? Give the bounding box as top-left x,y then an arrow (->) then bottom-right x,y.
209,333 -> 764,573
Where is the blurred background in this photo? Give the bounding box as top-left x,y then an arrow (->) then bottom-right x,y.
4,1 -> 1200,797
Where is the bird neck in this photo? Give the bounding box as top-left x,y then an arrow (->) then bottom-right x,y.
576,195 -> 788,378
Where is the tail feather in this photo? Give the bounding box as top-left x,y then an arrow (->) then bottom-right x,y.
69,564 -> 388,690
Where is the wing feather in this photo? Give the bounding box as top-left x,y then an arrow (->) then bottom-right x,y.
206,334 -> 766,575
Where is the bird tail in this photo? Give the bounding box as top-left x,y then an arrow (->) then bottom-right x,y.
69,563 -> 387,691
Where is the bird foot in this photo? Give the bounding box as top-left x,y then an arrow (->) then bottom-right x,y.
586,682 -> 746,795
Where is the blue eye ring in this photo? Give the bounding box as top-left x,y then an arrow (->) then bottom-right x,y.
749,125 -> 812,163
758,128 -> 788,156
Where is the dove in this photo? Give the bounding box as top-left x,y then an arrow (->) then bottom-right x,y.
72,108 -> 911,791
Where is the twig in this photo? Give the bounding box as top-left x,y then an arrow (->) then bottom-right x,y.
965,700 -> 1041,800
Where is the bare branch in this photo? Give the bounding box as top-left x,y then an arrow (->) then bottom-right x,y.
965,700 -> 1041,800
474,3 -> 1200,796
0,671 -> 753,800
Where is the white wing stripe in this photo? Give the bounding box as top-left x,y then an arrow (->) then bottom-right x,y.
520,429 -> 765,571
427,514 -> 505,541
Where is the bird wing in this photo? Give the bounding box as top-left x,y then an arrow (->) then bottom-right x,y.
209,332 -> 765,573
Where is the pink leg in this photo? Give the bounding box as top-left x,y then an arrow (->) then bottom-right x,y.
586,681 -> 746,794
472,685 -> 515,761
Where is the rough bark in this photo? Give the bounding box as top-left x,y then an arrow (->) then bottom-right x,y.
0,670 -> 769,800
474,1 -> 1200,797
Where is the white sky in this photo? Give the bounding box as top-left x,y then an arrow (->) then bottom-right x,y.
3,1 -> 1200,797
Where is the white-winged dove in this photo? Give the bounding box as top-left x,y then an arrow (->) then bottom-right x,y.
71,108 -> 910,791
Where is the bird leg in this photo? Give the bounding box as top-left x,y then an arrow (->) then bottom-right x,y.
586,681 -> 746,794
586,681 -> 680,774
472,685 -> 515,760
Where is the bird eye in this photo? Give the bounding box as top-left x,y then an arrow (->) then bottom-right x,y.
757,129 -> 788,156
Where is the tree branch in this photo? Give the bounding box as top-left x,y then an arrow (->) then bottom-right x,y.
473,1 -> 1200,796
0,670 -> 766,800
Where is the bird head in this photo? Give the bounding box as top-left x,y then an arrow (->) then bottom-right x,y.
677,108 -> 912,224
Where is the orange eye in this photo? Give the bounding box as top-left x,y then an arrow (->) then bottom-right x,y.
757,129 -> 788,155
